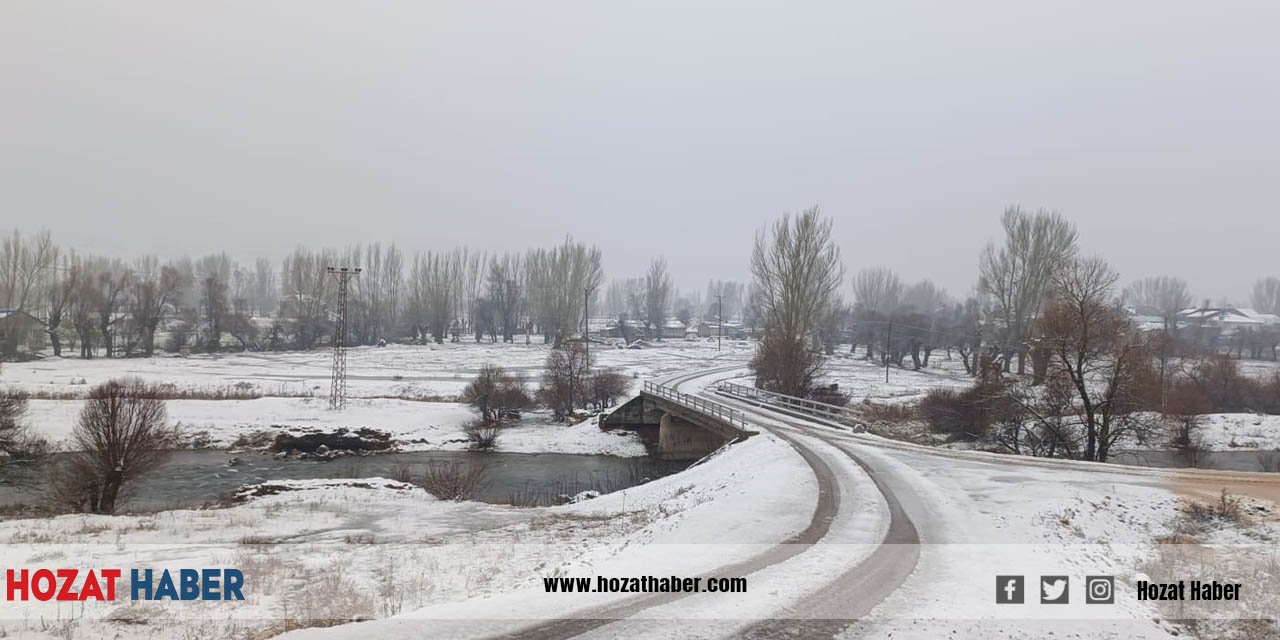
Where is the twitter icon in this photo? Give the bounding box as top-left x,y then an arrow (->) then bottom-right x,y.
1040,576 -> 1069,604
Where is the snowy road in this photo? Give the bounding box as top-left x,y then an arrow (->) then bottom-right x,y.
271,364 -> 1280,640
490,365 -> 924,639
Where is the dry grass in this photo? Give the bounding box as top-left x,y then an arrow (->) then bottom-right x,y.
13,383 -> 454,403
19,382 -> 306,401
1184,488 -> 1246,524
860,402 -> 916,422
267,572 -> 375,634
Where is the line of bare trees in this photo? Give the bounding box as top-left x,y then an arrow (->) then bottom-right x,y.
0,231 -> 607,358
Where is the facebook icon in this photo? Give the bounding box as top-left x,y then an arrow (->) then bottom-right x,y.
996,576 -> 1024,604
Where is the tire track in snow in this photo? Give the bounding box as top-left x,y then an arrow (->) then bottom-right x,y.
491,365 -> 842,640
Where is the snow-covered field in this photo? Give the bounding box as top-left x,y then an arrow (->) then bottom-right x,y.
2,340 -> 754,455
1191,413 -> 1280,451
0,340 -> 757,400
821,352 -> 975,404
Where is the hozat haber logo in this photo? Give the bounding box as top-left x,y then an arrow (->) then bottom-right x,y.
6,568 -> 245,602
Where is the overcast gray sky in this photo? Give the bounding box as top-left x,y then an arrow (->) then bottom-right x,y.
2,1 -> 1277,301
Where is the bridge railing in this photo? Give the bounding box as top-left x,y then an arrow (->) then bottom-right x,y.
715,381 -> 863,428
641,381 -> 751,431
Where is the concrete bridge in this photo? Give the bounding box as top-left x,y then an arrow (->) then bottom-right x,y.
602,381 -> 756,460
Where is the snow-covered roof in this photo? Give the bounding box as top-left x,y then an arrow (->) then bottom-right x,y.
1128,314 -> 1165,326
1176,306 -> 1279,329
0,308 -> 38,322
1238,308 -> 1280,325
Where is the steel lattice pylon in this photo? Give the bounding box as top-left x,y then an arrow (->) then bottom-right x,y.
327,266 -> 361,410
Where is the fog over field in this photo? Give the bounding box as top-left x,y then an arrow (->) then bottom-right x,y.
4,2 -> 1280,298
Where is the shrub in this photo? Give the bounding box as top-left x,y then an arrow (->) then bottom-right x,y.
588,368 -> 631,410
1165,355 -> 1280,415
918,378 -> 1009,439
462,364 -> 533,422
811,383 -> 850,407
421,462 -> 488,501
749,333 -> 824,397
463,418 -> 503,451
1185,489 -> 1244,524
917,389 -> 967,433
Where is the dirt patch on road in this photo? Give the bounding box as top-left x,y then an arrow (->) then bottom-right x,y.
1164,471 -> 1280,523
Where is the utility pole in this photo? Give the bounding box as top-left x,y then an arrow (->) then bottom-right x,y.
581,285 -> 595,414
327,266 -> 361,410
885,319 -> 892,384
715,294 -> 724,351
583,285 -> 595,371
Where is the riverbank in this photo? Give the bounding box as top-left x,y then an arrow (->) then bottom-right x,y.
21,397 -> 648,456
0,432 -> 814,640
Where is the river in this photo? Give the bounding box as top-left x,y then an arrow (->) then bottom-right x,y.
0,450 -> 691,511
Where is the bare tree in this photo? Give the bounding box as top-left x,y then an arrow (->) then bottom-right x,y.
457,249 -> 487,340
900,279 -> 951,316
42,258 -> 80,357
69,266 -> 100,358
50,379 -> 180,513
347,243 -> 403,345
93,262 -> 131,357
487,253 -> 523,343
280,247 -> 335,350
979,206 -> 1078,374
705,280 -> 745,323
525,239 -> 604,346
194,254 -> 234,352
947,294 -> 987,375
749,206 -> 844,396
1041,256 -> 1158,462
644,258 -> 673,340
851,267 -> 903,316
409,250 -> 460,344
0,230 -> 58,313
1252,277 -> 1280,315
131,262 -> 188,357
540,342 -> 592,420
1124,276 -> 1191,329
0,388 -> 48,485
251,257 -> 277,317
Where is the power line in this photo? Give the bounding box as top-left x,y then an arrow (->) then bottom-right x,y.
327,266 -> 361,410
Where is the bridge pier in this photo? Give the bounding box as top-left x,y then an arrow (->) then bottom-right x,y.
658,412 -> 730,461
603,391 -> 750,461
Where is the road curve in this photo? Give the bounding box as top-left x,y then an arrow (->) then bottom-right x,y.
502,365 -> 929,640
493,365 -> 845,640
712,386 -> 923,638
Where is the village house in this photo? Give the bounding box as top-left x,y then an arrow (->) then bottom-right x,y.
0,308 -> 45,356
